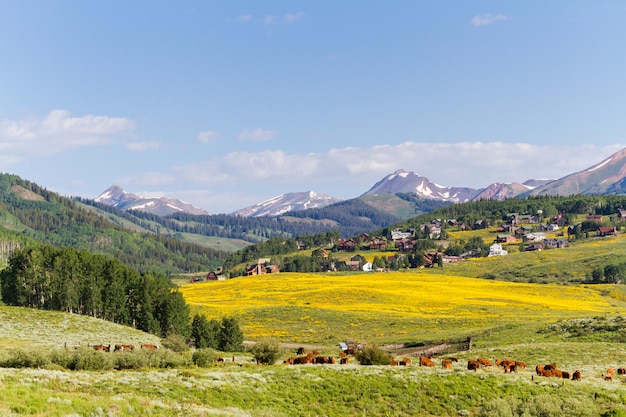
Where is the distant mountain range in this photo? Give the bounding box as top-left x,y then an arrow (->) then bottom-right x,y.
95,185 -> 209,216
94,147 -> 626,218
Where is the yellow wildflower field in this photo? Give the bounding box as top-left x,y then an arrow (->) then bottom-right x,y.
179,270 -> 626,344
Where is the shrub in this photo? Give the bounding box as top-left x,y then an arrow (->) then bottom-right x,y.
248,338 -> 281,365
0,349 -> 50,368
51,348 -> 114,371
192,348 -> 221,367
355,345 -> 392,365
162,333 -> 189,353
113,351 -> 149,370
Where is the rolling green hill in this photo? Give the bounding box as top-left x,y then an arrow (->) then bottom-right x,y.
0,173 -> 226,274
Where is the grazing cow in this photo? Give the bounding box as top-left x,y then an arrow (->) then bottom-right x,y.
543,363 -> 557,371
515,361 -> 527,369
400,357 -> 411,366
448,357 -> 459,362
419,356 -> 435,367
504,364 -> 518,374
311,350 -> 320,356
140,344 -> 158,350
296,347 -> 305,355
467,360 -> 480,371
561,371 -> 570,379
340,357 -> 350,364
477,357 -> 492,367
606,368 -> 615,376
442,359 -> 453,369
536,364 -> 544,375
284,357 -> 295,365
292,356 -> 312,365
618,368 -> 626,375
572,370 -> 582,381
498,359 -> 515,368
604,374 -> 613,381
339,351 -> 348,358
314,356 -> 328,364
114,344 -> 134,352
93,344 -> 110,352
327,356 -> 336,364
391,359 -> 399,366
552,369 -> 563,378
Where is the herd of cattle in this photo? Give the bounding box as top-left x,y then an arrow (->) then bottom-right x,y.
81,344 -> 618,381
283,348 -> 626,382
90,343 -> 159,352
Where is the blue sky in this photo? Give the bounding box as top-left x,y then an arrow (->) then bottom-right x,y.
1,1 -> 626,213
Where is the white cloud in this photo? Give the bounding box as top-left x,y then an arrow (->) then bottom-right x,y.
284,12 -> 304,24
197,130 -> 220,144
126,141 -> 160,152
471,14 -> 507,27
254,12 -> 304,25
237,128 -> 277,142
0,110 -> 135,158
237,14 -> 252,23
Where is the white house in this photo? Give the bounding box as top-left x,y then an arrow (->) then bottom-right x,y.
488,243 -> 508,257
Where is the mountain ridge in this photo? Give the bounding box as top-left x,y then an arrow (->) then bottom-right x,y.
93,147 -> 626,218
95,185 -> 209,216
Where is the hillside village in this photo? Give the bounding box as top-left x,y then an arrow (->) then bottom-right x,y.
199,204 -> 626,280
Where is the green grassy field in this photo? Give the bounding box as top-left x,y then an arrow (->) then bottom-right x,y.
4,231 -> 626,415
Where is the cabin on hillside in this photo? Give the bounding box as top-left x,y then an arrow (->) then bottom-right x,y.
245,258 -> 280,276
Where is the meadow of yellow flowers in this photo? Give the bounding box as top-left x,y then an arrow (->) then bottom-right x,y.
179,270 -> 624,344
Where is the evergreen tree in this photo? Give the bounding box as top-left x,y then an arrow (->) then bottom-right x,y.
218,317 -> 244,352
191,314 -> 220,349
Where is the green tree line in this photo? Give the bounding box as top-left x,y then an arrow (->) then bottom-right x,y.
0,244 -> 190,337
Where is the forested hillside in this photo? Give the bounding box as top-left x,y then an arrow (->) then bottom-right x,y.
0,174 -> 226,274
78,196 -> 402,243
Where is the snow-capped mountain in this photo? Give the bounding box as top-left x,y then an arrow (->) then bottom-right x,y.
363,169 -> 478,203
526,147 -> 626,197
471,182 -> 534,201
95,185 -> 209,216
230,191 -> 342,217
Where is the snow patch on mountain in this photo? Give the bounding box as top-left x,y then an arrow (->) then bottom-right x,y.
230,191 -> 342,217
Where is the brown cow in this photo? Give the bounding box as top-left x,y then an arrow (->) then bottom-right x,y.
327,356 -> 336,364
340,357 -> 350,364
477,357 -> 492,367
515,361 -> 527,369
114,344 -> 134,352
314,356 -> 328,364
572,370 -> 582,381
504,364 -> 518,374
419,356 -> 435,367
543,363 -> 557,371
292,356 -> 312,365
561,371 -> 570,379
400,357 -> 411,366
140,343 -> 158,350
442,359 -> 453,369
296,347 -> 305,355
467,360 -> 480,371
93,344 -> 110,352
618,368 -> 626,375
